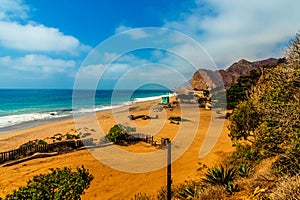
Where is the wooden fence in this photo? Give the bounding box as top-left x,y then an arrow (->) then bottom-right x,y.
0,135 -> 170,165
108,133 -> 170,147
0,138 -> 93,164
144,135 -> 170,147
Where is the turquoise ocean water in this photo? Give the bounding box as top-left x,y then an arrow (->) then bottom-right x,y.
0,89 -> 172,130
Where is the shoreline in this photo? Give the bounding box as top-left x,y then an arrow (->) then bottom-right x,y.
0,92 -> 174,135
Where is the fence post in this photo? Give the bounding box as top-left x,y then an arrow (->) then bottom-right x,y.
166,138 -> 172,200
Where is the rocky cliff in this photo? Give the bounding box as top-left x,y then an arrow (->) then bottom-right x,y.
190,58 -> 280,90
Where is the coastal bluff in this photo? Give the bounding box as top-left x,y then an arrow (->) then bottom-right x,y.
190,58 -> 281,90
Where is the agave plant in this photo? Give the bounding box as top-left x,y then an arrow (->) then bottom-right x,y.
176,182 -> 202,199
201,165 -> 237,193
237,163 -> 252,178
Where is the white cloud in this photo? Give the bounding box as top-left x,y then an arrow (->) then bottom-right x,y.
76,61 -> 191,89
103,52 -> 119,62
103,51 -> 148,66
0,21 -> 83,53
115,25 -> 131,33
165,0 -> 300,68
112,64 -> 190,89
115,25 -> 149,39
77,63 -> 131,80
76,52 -> 149,83
0,0 -> 90,54
0,54 -> 76,74
76,64 -> 106,79
0,0 -> 29,20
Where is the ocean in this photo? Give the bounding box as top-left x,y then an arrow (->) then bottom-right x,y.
0,89 -> 173,131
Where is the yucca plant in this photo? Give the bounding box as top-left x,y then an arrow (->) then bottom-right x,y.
176,181 -> 202,199
201,165 -> 238,193
201,165 -> 236,186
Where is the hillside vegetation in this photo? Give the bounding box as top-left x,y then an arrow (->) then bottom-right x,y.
132,32 -> 300,199
229,32 -> 300,176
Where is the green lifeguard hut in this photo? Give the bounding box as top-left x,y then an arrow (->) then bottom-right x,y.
161,96 -> 170,104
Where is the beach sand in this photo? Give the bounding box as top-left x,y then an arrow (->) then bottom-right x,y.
0,99 -> 233,199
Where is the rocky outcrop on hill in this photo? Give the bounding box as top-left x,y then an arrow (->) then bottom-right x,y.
190,58 -> 280,90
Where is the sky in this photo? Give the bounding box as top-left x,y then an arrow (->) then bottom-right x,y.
0,0 -> 299,89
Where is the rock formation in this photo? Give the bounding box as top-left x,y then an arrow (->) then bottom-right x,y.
189,58 -> 280,90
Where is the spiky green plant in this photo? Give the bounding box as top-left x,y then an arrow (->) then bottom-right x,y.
175,181 -> 202,199
202,165 -> 236,186
237,163 -> 252,178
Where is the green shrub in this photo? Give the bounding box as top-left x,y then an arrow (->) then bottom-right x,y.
226,70 -> 262,109
66,134 -> 80,140
37,140 -> 47,145
272,143 -> 300,176
20,140 -> 47,148
230,144 -> 262,166
106,124 -> 136,144
4,166 -> 93,200
228,100 -> 261,144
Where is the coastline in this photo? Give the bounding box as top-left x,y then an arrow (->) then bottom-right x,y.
0,91 -> 174,134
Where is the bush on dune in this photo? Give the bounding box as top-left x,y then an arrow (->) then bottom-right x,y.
106,124 -> 136,144
4,166 -> 93,200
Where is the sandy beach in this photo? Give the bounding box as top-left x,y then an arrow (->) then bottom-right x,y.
0,99 -> 233,199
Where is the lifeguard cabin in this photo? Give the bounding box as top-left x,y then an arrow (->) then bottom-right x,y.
161,96 -> 170,104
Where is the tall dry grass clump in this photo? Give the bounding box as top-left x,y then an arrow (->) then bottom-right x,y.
271,175 -> 300,199
195,185 -> 227,200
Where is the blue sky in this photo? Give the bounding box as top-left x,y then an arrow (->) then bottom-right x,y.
0,0 -> 299,89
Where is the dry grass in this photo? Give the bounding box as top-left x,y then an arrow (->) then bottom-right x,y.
271,175 -> 300,200
195,185 -> 227,200
226,158 -> 278,199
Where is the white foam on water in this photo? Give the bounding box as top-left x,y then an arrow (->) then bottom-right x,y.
72,103 -> 129,114
0,113 -> 68,128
